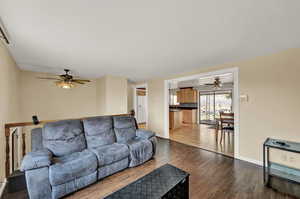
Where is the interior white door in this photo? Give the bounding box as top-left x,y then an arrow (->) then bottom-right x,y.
137,95 -> 146,123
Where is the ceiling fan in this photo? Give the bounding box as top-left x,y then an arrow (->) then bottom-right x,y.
37,69 -> 91,89
203,77 -> 222,88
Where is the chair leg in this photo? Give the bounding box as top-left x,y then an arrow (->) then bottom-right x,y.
220,130 -> 223,143
228,132 -> 230,144
215,123 -> 219,142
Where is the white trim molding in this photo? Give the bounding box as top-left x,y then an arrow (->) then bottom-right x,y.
163,80 -> 170,138
156,134 -> 169,139
133,83 -> 149,128
164,67 -> 240,158
237,156 -> 263,166
0,178 -> 7,198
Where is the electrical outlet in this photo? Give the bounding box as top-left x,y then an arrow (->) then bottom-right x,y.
240,94 -> 249,102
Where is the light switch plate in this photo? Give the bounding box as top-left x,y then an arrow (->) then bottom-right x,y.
240,94 -> 249,102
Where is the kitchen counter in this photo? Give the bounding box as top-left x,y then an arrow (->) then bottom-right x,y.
169,106 -> 197,129
169,108 -> 182,112
169,105 -> 197,110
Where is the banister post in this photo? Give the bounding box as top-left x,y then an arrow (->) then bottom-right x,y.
130,109 -> 135,117
5,125 -> 10,178
22,132 -> 26,157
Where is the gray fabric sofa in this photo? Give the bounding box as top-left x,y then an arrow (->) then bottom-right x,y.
20,115 -> 157,199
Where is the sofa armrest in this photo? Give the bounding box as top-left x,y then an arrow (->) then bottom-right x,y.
136,129 -> 155,139
20,149 -> 53,171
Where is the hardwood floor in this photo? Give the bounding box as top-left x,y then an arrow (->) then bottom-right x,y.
170,124 -> 234,157
3,138 -> 294,199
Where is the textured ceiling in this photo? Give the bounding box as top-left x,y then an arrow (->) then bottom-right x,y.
1,0 -> 299,81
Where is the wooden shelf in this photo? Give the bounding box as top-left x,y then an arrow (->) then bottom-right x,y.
269,163 -> 300,184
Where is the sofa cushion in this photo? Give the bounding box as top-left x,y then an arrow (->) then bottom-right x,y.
113,116 -> 137,143
43,119 -> 86,157
31,128 -> 43,152
83,116 -> 116,148
127,137 -> 153,167
98,158 -> 129,180
49,150 -> 97,186
90,143 -> 129,166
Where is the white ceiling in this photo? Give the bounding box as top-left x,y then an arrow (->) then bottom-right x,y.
1,0 -> 300,81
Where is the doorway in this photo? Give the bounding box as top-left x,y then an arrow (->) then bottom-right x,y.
164,68 -> 240,158
134,84 -> 148,129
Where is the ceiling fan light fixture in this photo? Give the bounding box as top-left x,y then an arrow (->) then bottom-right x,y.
38,69 -> 90,89
56,81 -> 75,89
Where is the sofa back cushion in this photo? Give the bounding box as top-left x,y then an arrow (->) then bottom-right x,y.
82,116 -> 115,148
31,128 -> 43,152
113,116 -> 136,143
42,120 -> 86,157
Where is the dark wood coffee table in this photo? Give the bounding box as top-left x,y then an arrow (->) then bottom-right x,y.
104,164 -> 190,199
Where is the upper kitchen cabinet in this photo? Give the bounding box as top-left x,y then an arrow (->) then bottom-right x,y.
177,88 -> 198,103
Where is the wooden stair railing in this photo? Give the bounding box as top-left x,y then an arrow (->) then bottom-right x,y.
4,113 -> 134,178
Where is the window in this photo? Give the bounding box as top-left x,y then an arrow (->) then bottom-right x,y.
169,90 -> 180,105
199,90 -> 232,123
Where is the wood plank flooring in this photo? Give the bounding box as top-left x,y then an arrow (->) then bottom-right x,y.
3,138 -> 294,199
170,124 -> 234,157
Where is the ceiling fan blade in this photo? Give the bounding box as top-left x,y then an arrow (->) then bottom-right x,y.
72,79 -> 91,82
72,80 -> 85,84
72,79 -> 91,84
37,77 -> 61,80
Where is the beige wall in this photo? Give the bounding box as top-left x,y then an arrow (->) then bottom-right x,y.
96,77 -> 107,115
0,41 -> 21,182
105,75 -> 128,115
96,75 -> 129,115
146,48 -> 300,163
148,79 -> 165,135
20,73 -> 130,121
20,71 -> 98,121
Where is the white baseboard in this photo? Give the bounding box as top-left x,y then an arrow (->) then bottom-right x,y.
156,134 -> 169,139
237,156 -> 263,166
0,178 -> 7,197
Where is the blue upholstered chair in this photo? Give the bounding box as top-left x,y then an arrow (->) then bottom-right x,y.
21,115 -> 157,199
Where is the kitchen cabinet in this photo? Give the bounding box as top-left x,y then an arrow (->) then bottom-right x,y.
182,109 -> 197,124
177,88 -> 197,103
169,110 -> 182,129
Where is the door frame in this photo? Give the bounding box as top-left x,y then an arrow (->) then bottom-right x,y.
164,67 -> 240,158
133,83 -> 148,128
